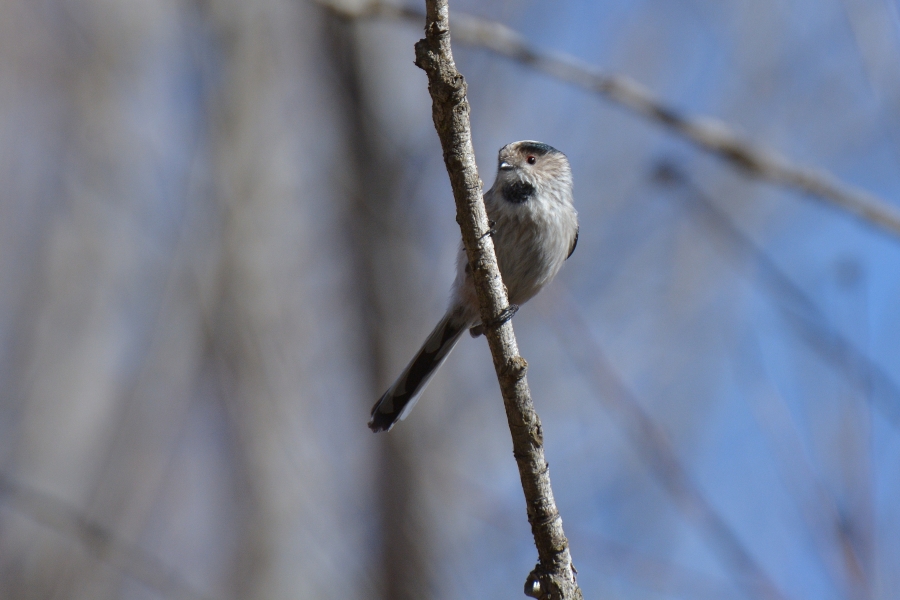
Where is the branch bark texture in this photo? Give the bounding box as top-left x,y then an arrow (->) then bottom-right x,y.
413,1 -> 581,598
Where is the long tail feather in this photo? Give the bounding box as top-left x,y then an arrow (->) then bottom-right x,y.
368,313 -> 466,432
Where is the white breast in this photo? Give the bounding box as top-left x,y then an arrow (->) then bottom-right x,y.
485,184 -> 577,306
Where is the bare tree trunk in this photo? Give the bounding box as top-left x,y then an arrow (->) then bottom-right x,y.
0,1 -> 206,598
202,0 -> 340,597
324,14 -> 433,600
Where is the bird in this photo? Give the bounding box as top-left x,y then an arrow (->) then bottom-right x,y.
368,141 -> 578,432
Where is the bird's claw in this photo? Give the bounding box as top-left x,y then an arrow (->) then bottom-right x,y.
485,303 -> 519,329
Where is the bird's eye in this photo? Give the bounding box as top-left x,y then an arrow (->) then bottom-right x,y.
527,155 -> 537,165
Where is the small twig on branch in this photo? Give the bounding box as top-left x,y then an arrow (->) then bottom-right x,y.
412,1 -> 581,598
316,0 -> 900,240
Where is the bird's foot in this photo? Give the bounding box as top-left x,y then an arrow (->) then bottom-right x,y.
484,303 -> 519,329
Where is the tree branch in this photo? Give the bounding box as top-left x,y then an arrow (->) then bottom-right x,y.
412,1 -> 581,598
317,0 -> 900,240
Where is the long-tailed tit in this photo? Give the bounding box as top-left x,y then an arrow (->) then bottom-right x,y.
369,141 -> 578,432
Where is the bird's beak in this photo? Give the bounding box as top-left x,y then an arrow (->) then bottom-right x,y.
499,161 -> 513,170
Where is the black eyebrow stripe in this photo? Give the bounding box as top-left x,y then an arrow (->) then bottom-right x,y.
518,142 -> 558,156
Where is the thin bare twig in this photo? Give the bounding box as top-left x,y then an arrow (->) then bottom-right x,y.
652,161 -> 900,429
317,0 -> 900,239
413,1 -> 581,598
741,334 -> 870,600
547,288 -> 790,600
650,163 -> 877,596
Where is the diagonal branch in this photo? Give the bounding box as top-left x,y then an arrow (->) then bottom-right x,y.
0,475 -> 213,600
652,160 -> 900,430
412,1 -> 581,598
317,0 -> 900,240
547,289 -> 790,600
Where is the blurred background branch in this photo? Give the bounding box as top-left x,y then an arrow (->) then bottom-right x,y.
317,0 -> 900,239
652,160 -> 900,429
324,10 -> 433,599
548,288 -> 789,600
0,0 -> 897,599
0,475 -> 211,600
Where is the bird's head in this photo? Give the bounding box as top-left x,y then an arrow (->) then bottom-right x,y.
494,141 -> 572,205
